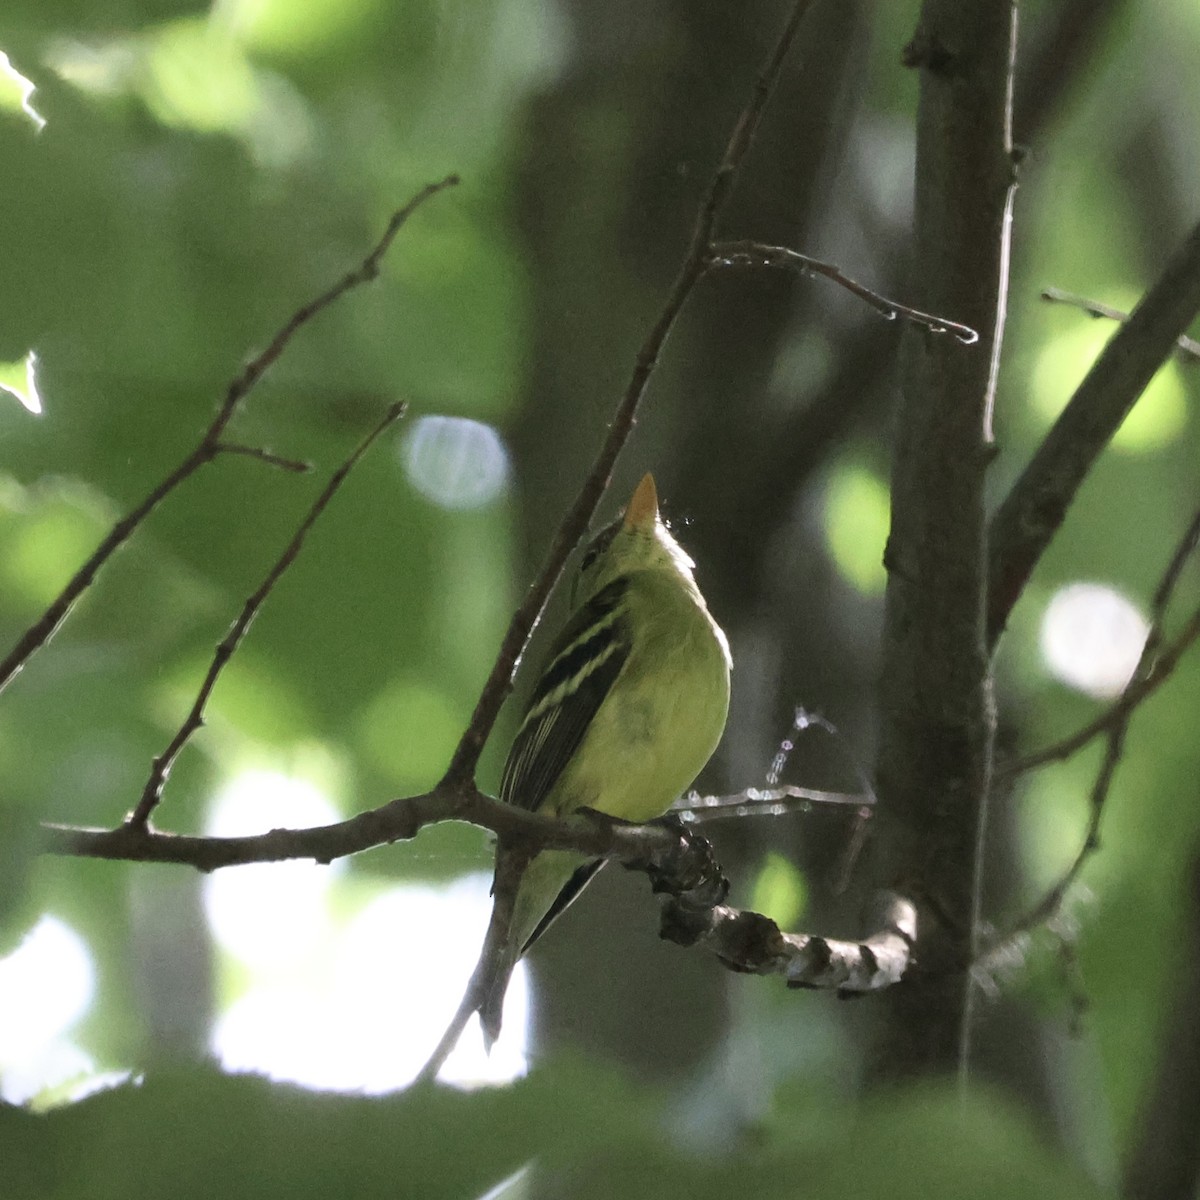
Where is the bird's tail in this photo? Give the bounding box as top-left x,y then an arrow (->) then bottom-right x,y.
414,850 -> 528,1082
478,942 -> 518,1050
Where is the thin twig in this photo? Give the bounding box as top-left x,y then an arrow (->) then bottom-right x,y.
0,175 -> 458,700
709,240 -> 979,343
1000,605 -> 1200,779
988,218 -> 1200,648
440,0 -> 819,787
994,703 -> 1128,943
675,784 -> 871,824
990,508 -> 1200,944
1041,288 -> 1200,362
1000,506 -> 1200,778
215,443 -> 313,473
127,402 -> 407,829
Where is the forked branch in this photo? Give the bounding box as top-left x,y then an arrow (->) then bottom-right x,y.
0,175 -> 458,699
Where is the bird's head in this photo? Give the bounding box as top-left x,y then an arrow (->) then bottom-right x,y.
572,473 -> 697,606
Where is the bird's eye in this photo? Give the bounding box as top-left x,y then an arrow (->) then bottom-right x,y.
580,522 -> 618,574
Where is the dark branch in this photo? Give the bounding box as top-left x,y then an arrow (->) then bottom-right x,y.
0,175 -> 458,699
989,506 -> 1200,945
871,0 -> 1017,1082
708,240 -> 979,343
988,218 -> 1200,647
42,789 -> 715,872
214,443 -> 313,473
440,0 -> 820,787
1000,505 -> 1200,778
127,402 -> 408,830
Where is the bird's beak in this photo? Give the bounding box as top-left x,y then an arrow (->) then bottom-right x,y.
623,473 -> 659,531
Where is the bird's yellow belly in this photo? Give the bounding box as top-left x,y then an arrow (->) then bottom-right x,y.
553,634 -> 728,823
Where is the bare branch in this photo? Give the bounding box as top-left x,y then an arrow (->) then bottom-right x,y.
214,443 -> 313,473
1000,506 -> 1200,778
675,785 -> 872,824
127,402 -> 408,830
440,0 -> 819,787
708,240 -> 979,343
1041,288 -> 1200,363
0,175 -> 458,699
41,789 -> 715,872
990,507 -> 1200,945
662,890 -> 916,993
1000,605 -> 1200,779
988,218 -> 1200,648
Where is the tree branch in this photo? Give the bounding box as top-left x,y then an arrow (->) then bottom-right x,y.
213,443 -> 313,473
707,240 -> 979,342
439,0 -> 820,787
675,784 -> 872,825
41,788 -> 724,872
127,402 -> 408,830
0,175 -> 458,700
872,0 -> 1017,1081
662,890 -> 916,993
1040,288 -> 1200,363
999,603 -> 1200,779
1000,503 -> 1200,778
987,218 -> 1200,647
988,504 -> 1200,944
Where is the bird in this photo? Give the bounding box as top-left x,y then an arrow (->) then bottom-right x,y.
477,471 -> 731,1046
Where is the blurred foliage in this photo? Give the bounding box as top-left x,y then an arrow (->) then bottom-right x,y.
0,1059 -> 1104,1200
0,0 -> 1199,1195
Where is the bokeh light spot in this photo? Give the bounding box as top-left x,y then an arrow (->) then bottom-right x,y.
0,916 -> 96,1103
402,416 -> 510,510
0,351 -> 42,414
823,463 -> 889,595
1039,582 -> 1148,699
0,51 -> 43,128
1032,322 -> 1187,453
211,875 -> 527,1092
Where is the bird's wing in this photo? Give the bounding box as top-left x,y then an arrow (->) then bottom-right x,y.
499,577 -> 632,814
518,858 -> 607,954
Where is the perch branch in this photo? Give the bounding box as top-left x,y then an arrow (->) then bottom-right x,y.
662,890 -> 916,993
43,789 -> 724,872
127,402 -> 407,829
0,174 -> 458,699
